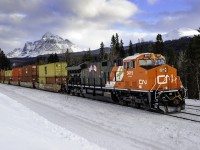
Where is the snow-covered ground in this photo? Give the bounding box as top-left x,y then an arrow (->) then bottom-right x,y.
1,83 -> 200,150
0,86 -> 104,150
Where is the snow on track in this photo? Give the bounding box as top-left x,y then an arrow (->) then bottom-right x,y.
1,84 -> 200,150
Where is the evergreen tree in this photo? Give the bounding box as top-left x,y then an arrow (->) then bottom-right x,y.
155,34 -> 164,54
109,34 -> 116,60
48,54 -> 54,63
188,28 -> 200,99
37,56 -> 46,65
166,49 -> 177,67
140,38 -> 145,53
0,48 -> 11,70
135,44 -> 139,53
65,48 -> 71,66
54,53 -> 59,62
119,39 -> 125,58
99,42 -> 105,61
128,40 -> 134,56
147,43 -> 154,53
47,53 -> 59,63
137,38 -> 141,53
115,33 -> 120,58
177,50 -> 188,89
82,48 -> 93,62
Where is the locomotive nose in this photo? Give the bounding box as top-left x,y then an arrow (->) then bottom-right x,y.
154,65 -> 180,91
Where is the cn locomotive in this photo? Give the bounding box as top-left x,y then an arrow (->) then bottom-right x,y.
66,53 -> 186,113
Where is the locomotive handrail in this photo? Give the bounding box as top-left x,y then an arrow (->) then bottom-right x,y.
150,78 -> 157,91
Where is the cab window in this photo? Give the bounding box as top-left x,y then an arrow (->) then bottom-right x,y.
124,61 -> 135,69
156,59 -> 165,65
129,61 -> 135,68
139,59 -> 154,66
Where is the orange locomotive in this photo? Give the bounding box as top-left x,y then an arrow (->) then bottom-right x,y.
67,53 -> 186,113
105,53 -> 186,112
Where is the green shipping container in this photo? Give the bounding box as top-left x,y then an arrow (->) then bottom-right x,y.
38,62 -> 67,84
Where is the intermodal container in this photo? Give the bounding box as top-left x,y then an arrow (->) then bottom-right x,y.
0,70 -> 5,82
12,68 -> 22,81
46,77 -> 66,84
38,62 -> 67,84
4,70 -> 12,81
21,65 -> 38,82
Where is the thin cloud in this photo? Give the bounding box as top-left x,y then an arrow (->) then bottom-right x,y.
147,0 -> 158,5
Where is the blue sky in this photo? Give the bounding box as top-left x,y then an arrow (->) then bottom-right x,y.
0,0 -> 199,54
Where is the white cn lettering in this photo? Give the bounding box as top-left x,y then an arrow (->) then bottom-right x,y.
157,75 -> 169,84
139,79 -> 147,85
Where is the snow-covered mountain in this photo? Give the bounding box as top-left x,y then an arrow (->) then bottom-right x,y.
162,28 -> 199,41
7,32 -> 83,58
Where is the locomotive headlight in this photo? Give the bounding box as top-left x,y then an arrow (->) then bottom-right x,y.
164,66 -> 168,72
164,86 -> 168,90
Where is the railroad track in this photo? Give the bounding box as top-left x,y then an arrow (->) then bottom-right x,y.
185,104 -> 200,112
186,104 -> 200,108
186,107 -> 200,111
167,111 -> 200,123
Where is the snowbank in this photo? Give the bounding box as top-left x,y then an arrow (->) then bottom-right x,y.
0,93 -> 104,150
186,99 -> 200,106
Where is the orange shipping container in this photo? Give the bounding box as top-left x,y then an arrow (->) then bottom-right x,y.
0,70 -> 5,81
46,77 -> 66,84
12,68 -> 22,81
21,65 -> 38,82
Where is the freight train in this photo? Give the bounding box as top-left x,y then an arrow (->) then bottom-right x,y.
0,53 -> 186,113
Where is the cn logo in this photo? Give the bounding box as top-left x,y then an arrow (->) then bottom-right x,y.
157,75 -> 170,84
139,79 -> 147,85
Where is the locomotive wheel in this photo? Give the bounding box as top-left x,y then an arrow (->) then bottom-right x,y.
113,98 -> 119,104
163,106 -> 168,114
111,93 -> 119,104
81,94 -> 85,98
121,100 -> 128,106
181,104 -> 185,110
177,106 -> 181,112
144,103 -> 151,111
67,89 -> 71,94
135,103 -> 141,109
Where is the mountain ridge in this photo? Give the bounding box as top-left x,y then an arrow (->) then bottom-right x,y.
7,32 -> 82,58
162,27 -> 199,41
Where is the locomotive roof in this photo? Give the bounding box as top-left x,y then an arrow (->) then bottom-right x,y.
123,53 -> 165,61
123,53 -> 152,61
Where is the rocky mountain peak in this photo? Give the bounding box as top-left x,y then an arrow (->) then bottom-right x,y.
7,33 -> 82,58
